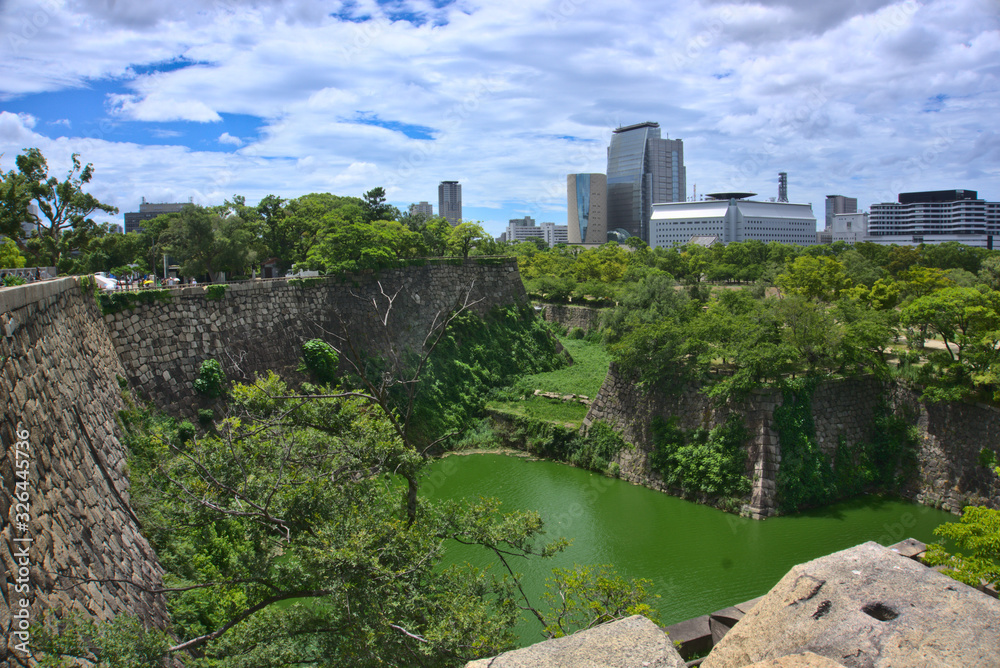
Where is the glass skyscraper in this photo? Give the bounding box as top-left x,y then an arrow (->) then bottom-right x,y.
567,173 -> 607,244
606,122 -> 686,242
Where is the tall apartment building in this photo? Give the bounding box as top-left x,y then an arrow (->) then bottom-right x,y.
606,122 -> 685,243
124,198 -> 190,234
438,181 -> 462,226
825,195 -> 858,230
409,201 -> 433,217
868,189 -> 1000,247
567,173 -> 608,244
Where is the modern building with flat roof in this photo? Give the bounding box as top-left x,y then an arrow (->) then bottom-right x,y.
825,195 -> 858,230
124,198 -> 190,234
438,181 -> 462,226
606,122 -> 685,243
650,194 -> 817,248
409,201 -> 433,217
503,217 -> 568,247
567,173 -> 607,245
867,189 -> 1000,247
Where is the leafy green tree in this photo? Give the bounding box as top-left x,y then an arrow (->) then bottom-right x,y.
924,506 -> 1000,588
0,236 -> 26,268
1,148 -> 118,269
123,374 -> 561,666
447,221 -> 487,259
540,564 -> 659,639
777,255 -> 852,302
158,205 -> 252,281
362,186 -> 401,223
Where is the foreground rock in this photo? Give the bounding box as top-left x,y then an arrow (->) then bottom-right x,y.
701,541 -> 1000,668
464,615 -> 685,668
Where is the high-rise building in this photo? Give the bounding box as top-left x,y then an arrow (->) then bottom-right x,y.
567,173 -> 607,244
409,201 -> 433,217
606,122 -> 685,243
824,195 -> 858,231
124,198 -> 190,234
867,189 -> 1000,247
438,181 -> 462,226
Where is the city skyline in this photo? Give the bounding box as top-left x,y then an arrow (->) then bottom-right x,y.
1,0 -> 997,239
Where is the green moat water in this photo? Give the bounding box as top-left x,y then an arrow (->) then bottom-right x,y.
422,453 -> 958,645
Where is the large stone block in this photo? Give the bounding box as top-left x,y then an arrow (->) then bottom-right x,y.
701,542 -> 1000,668
465,615 -> 685,668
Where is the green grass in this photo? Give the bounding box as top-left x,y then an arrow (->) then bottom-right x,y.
516,337 -> 610,398
489,397 -> 590,427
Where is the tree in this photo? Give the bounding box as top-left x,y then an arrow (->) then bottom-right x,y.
0,237 -> 26,268
924,504 -> 1000,589
1,148 -> 118,268
447,222 -> 486,259
159,205 -> 252,281
777,255 -> 852,302
113,375 -> 558,666
362,186 -> 401,223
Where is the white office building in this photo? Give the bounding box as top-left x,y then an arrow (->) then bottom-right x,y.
867,189 -> 1000,247
831,212 -> 868,244
504,217 -> 568,247
650,193 -> 817,248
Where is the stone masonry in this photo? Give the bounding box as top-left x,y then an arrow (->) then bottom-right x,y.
539,303 -> 606,332
1,278 -> 169,664
0,259 -> 526,664
585,364 -> 998,517
104,259 -> 526,415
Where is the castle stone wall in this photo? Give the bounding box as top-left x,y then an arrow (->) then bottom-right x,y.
585,365 -> 995,517
1,278 -> 169,663
104,260 -> 526,414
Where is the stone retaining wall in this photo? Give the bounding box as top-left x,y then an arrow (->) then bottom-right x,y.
1,278 -> 169,663
539,303 -> 605,331
104,259 -> 526,415
0,259 -> 526,662
585,364 -> 995,517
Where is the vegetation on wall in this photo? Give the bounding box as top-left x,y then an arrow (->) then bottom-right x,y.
192,359 -> 226,399
648,415 -> 751,506
773,382 -> 921,513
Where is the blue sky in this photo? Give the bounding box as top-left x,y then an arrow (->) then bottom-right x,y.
1,0 -> 998,238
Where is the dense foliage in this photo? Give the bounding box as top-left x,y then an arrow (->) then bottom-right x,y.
648,415 -> 751,506
772,382 -> 920,512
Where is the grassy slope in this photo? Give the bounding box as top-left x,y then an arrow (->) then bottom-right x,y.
486,337 -> 611,429
516,337 -> 611,398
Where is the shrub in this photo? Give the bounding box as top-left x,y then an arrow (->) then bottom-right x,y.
2,274 -> 27,287
299,339 -> 339,385
197,409 -> 215,426
193,359 -> 225,398
205,284 -> 228,301
177,421 -> 196,444
649,415 -> 751,501
568,326 -> 585,340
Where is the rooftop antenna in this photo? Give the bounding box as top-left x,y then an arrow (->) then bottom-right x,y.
778,172 -> 788,203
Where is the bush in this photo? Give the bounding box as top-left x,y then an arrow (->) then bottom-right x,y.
2,274 -> 27,287
567,326 -> 585,340
649,415 -> 751,501
177,421 -> 196,444
205,284 -> 228,301
193,359 -> 226,398
299,339 -> 339,385
197,409 -> 215,426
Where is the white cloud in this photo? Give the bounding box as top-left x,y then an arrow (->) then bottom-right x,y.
0,0 -> 998,235
218,132 -> 243,147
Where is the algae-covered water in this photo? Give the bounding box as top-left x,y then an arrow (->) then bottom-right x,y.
421,453 -> 957,645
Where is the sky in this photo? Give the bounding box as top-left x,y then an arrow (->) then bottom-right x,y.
1,0 -> 998,238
